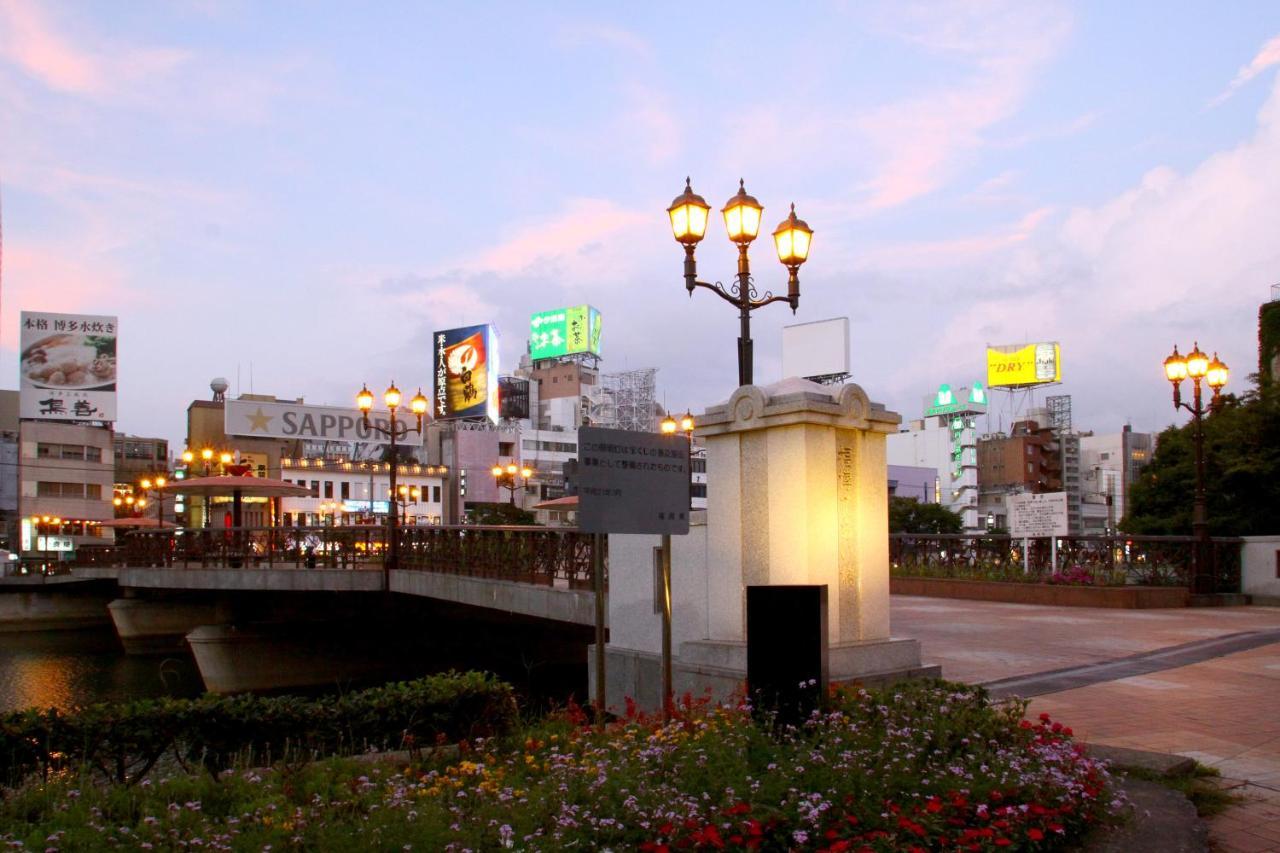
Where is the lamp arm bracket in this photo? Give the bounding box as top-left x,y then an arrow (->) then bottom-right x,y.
689,279 -> 744,309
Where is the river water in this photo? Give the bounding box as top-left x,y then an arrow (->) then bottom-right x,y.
0,629 -> 204,713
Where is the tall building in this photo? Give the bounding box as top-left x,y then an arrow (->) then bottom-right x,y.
19,420 -> 114,559
887,383 -> 987,530
976,417 -> 1062,530
1079,425 -> 1155,532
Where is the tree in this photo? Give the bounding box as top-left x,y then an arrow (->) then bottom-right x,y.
889,497 -> 963,534
468,502 -> 538,526
1123,379 -> 1280,536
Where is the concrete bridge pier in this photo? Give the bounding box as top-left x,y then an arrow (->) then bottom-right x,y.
107,596 -> 227,654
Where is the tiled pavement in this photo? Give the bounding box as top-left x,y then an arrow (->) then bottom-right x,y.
890,597 -> 1280,852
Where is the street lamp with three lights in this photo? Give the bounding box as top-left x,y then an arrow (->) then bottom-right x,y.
1162,342 -> 1230,594
355,381 -> 429,580
491,463 -> 532,506
668,178 -> 813,386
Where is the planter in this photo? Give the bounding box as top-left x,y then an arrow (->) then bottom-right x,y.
891,576 -> 1190,608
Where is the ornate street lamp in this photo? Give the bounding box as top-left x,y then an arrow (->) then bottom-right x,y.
396,485 -> 422,525
491,462 -> 532,506
355,381 -> 429,584
656,410 -> 697,720
669,178 -> 813,386
1163,342 -> 1229,594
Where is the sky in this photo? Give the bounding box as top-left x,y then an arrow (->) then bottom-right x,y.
2,0 -> 1279,448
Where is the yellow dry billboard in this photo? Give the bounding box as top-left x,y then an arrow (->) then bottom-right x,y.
986,342 -> 1061,387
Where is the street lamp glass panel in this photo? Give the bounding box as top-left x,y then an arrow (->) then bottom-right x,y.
140,479 -> 151,490
1185,343 -> 1209,379
660,415 -> 677,434
722,180 -> 762,244
491,465 -> 503,477
156,477 -> 166,487
201,448 -> 214,461
521,468 -> 532,479
772,205 -> 813,266
410,389 -> 429,416
182,451 -> 194,464
113,497 -> 123,507
1206,353 -> 1229,389
680,411 -> 695,433
384,383 -> 402,410
356,385 -> 374,412
1163,347 -> 1187,382
506,463 -> 517,475
219,452 -> 233,465
668,179 -> 711,245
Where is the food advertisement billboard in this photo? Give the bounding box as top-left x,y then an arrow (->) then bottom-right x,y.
529,305 -> 602,360
19,312 -> 118,421
986,342 -> 1061,388
433,324 -> 499,422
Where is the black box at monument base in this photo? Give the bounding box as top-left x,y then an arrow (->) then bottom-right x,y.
746,585 -> 829,728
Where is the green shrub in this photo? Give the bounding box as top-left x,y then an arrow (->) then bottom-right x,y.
0,671 -> 516,787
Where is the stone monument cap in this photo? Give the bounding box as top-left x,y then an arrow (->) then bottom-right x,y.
697,378 -> 901,437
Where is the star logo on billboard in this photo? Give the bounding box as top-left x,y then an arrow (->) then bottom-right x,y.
246,407 -> 273,432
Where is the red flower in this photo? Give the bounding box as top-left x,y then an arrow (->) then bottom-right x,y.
1028,828 -> 1045,841
724,802 -> 752,816
1063,726 -> 1074,737
995,839 -> 1012,847
1039,712 -> 1051,722
925,797 -> 943,814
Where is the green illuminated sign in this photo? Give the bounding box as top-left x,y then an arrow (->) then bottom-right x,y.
529,305 -> 602,360
925,382 -> 988,417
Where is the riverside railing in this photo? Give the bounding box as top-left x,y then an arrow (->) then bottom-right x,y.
889,533 -> 1243,593
75,524 -> 603,587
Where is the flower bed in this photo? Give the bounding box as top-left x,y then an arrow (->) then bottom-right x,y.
0,680 -> 1120,851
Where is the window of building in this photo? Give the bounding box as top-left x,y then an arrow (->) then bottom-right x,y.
498,442 -> 514,456
340,482 -> 351,500
324,481 -> 334,499
310,480 -> 320,498
432,485 -> 441,503
691,483 -> 707,498
1027,463 -> 1034,474
35,481 -> 103,499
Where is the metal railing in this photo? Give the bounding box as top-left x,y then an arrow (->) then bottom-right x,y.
890,533 -> 1243,593
71,524 -> 604,588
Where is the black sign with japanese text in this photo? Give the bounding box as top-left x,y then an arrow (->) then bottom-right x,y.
577,427 -> 690,535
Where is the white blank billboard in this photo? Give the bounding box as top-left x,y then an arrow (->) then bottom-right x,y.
782,317 -> 849,380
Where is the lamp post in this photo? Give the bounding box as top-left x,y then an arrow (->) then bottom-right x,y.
138,475 -> 168,527
490,463 -> 532,506
396,486 -> 422,525
356,382 -> 428,586
1162,343 -> 1230,594
657,410 -> 696,720
668,179 -> 813,387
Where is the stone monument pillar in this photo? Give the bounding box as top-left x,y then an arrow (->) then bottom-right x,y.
678,378 -> 933,690
597,378 -> 936,710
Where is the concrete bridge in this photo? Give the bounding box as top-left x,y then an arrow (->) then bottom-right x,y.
57,525 -> 604,695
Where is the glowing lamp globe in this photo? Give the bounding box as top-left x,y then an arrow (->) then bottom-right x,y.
722,179 -> 763,244
668,178 -> 711,246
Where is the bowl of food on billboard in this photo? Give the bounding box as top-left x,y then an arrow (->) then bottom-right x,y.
21,331 -> 117,390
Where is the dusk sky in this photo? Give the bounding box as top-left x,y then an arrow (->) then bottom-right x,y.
2,1 -> 1279,448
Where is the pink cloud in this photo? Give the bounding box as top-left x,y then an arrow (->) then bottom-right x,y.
0,0 -> 188,97
1210,32 -> 1280,106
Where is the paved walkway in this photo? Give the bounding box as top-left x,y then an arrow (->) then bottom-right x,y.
890,596 -> 1280,853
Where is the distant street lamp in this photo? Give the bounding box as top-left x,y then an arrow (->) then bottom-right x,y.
1162,342 -> 1230,594
396,485 -> 422,525
490,463 -> 532,506
668,178 -> 813,386
657,410 -> 696,720
138,474 -> 169,526
356,381 -> 428,582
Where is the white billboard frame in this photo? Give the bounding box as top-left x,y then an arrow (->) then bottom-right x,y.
782,317 -> 849,381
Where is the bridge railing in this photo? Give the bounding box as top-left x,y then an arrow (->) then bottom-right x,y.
76,524 -> 605,587
399,525 -> 602,588
889,533 -> 1243,593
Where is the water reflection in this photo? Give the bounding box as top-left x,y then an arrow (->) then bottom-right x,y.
0,629 -> 202,712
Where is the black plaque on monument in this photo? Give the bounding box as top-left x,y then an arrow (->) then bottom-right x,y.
746,585 -> 829,728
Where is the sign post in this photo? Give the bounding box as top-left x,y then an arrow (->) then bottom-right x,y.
1007,492 -> 1069,575
577,427 -> 691,721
